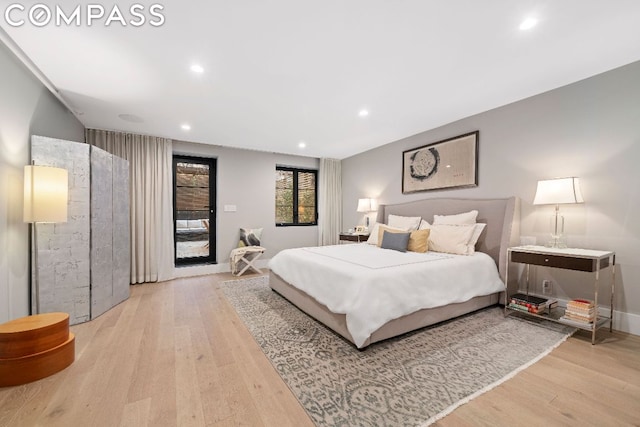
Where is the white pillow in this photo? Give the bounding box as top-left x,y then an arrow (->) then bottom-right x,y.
469,223 -> 486,249
187,219 -> 203,229
176,220 -> 188,230
433,210 -> 478,225
428,224 -> 476,255
366,223 -> 406,245
418,219 -> 431,230
388,214 -> 421,231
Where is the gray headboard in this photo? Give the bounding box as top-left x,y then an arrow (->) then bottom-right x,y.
376,197 -> 520,284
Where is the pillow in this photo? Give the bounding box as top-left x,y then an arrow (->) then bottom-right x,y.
176,220 -> 188,230
367,223 -> 406,245
418,219 -> 431,230
380,230 -> 411,252
433,210 -> 478,225
388,214 -> 422,231
469,223 -> 486,249
407,228 -> 430,253
187,219 -> 203,229
238,227 -> 263,247
428,224 -> 476,255
376,225 -> 404,247
376,226 -> 430,253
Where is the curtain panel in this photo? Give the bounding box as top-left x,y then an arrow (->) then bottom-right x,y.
85,129 -> 174,283
318,158 -> 342,245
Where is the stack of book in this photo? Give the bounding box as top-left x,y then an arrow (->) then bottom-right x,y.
508,293 -> 548,314
561,299 -> 596,324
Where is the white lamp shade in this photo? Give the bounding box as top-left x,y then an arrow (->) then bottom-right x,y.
24,165 -> 69,223
533,177 -> 584,205
357,198 -> 372,212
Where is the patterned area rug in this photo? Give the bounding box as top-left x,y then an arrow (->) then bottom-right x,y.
221,276 -> 575,427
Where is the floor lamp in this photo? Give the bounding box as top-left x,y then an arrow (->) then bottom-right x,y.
24,164 -> 68,314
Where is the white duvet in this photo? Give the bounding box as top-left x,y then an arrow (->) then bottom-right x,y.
268,244 -> 505,348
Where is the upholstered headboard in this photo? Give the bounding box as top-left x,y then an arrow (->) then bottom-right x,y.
376,197 -> 520,285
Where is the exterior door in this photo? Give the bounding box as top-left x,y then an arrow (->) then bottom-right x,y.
173,155 -> 216,265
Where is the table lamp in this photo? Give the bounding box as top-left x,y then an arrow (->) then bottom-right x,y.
356,198 -> 377,228
533,177 -> 583,248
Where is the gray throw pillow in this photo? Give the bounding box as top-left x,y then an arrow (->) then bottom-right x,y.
380,230 -> 411,252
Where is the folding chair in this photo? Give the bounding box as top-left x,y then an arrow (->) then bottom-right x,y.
230,246 -> 266,276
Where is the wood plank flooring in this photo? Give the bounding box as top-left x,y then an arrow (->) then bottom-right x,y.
1,273 -> 638,426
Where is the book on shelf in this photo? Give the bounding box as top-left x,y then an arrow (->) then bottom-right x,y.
563,312 -> 595,323
508,303 -> 547,314
559,316 -> 595,328
567,305 -> 596,315
510,293 -> 548,306
567,299 -> 595,309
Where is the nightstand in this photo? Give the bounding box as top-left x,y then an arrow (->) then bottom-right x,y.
339,233 -> 370,243
505,245 -> 615,344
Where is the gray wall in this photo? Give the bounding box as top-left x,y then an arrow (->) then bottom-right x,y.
172,141 -> 319,275
343,61 -> 640,331
0,41 -> 85,323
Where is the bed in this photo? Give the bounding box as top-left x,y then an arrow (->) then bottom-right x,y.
269,197 -> 520,348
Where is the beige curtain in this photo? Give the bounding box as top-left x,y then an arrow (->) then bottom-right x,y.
318,158 -> 342,245
86,129 -> 174,283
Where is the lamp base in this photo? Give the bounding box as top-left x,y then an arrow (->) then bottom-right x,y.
546,209 -> 567,249
545,237 -> 567,249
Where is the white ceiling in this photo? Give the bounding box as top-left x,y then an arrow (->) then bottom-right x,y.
2,1 -> 640,159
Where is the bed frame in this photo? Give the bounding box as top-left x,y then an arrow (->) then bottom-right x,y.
270,197 -> 520,348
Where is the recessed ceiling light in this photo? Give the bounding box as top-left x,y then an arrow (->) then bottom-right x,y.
519,17 -> 537,30
181,124 -> 191,131
358,109 -> 369,117
298,141 -> 306,149
190,64 -> 204,73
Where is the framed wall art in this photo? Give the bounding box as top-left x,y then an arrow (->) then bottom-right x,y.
402,131 -> 478,194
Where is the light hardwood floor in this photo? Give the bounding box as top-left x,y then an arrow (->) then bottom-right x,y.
1,273 -> 638,426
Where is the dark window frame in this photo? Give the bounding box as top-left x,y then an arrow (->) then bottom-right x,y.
276,166 -> 318,227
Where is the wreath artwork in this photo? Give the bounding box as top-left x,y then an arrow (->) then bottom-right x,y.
402,131 -> 478,193
409,147 -> 440,181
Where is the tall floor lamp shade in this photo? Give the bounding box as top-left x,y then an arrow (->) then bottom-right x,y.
533,177 -> 583,248
24,165 -> 68,313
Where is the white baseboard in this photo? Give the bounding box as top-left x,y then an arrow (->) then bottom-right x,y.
516,291 -> 640,336
172,258 -> 270,279
613,310 -> 640,336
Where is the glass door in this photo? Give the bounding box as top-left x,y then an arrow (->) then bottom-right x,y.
173,155 -> 216,265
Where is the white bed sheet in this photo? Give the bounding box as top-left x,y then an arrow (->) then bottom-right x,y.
268,243 -> 505,348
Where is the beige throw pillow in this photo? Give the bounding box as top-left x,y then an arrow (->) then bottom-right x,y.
407,229 -> 430,253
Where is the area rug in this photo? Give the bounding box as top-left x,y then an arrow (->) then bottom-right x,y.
220,276 -> 575,427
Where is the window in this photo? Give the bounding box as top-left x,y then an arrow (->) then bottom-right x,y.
276,166 -> 318,226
